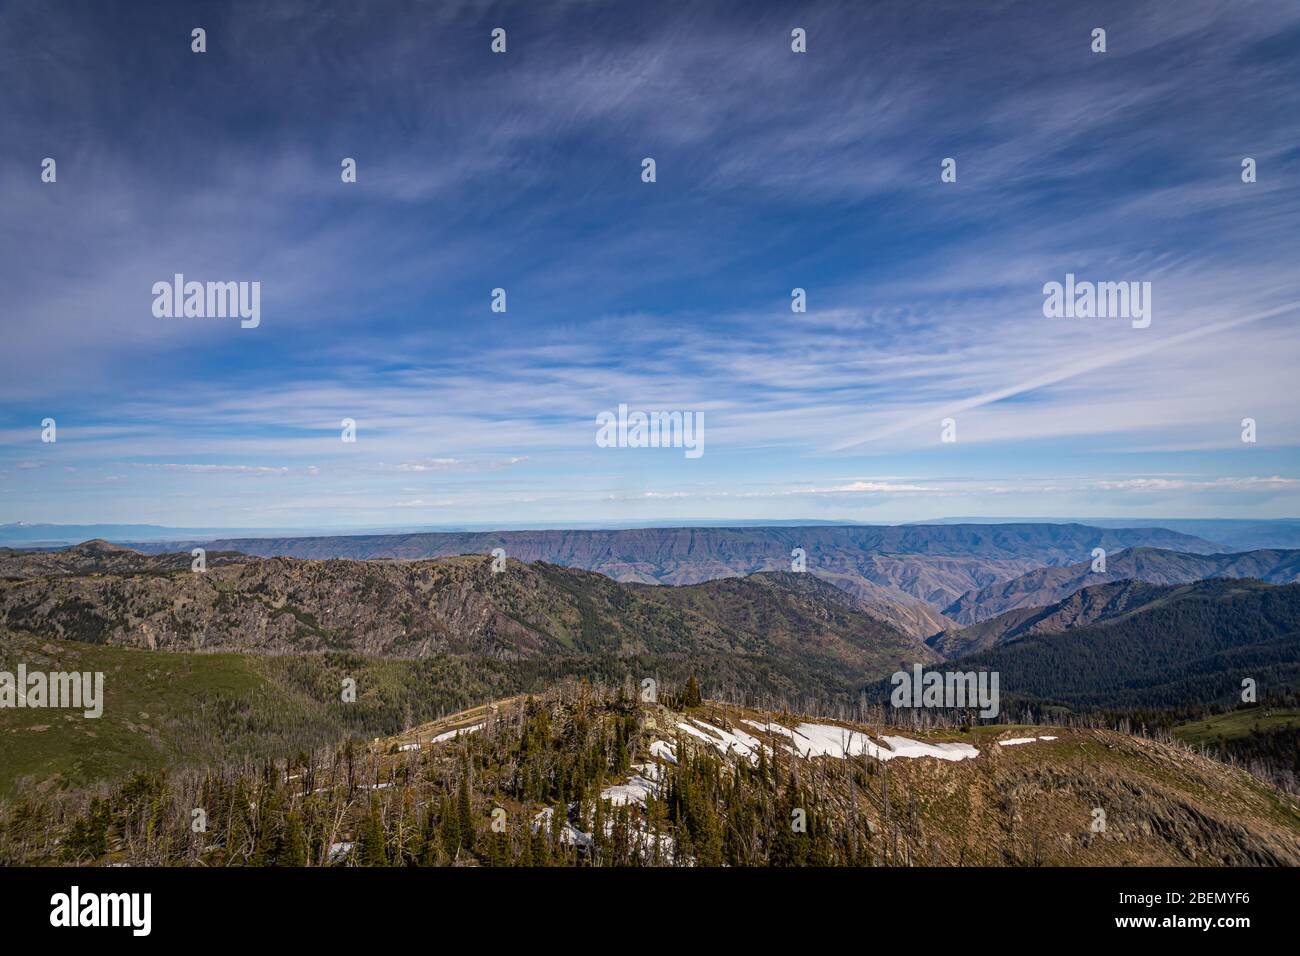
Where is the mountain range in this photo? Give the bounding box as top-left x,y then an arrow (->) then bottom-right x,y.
118,524 -> 1221,638
0,541 -> 934,701
943,546 -> 1300,625
5,537 -> 1298,715
3,525 -> 1299,867
948,578 -> 1300,711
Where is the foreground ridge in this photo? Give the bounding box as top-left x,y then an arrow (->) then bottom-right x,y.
5,684 -> 1297,868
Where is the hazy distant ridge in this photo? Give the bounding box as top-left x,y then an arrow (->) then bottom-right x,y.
125,523 -> 1222,637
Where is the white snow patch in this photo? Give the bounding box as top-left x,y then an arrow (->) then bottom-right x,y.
878,736 -> 978,761
788,723 -> 879,759
744,719 -> 795,739
743,719 -> 977,762
675,719 -> 764,763
649,740 -> 677,764
532,807 -> 592,848
675,721 -> 719,744
601,774 -> 659,807
431,722 -> 484,744
994,734 -> 1058,747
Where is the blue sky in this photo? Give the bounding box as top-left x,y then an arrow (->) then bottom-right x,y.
1,0 -> 1298,528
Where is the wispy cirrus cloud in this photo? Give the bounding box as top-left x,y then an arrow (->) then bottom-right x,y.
137,464 -> 291,476
0,0 -> 1296,526
386,456 -> 529,473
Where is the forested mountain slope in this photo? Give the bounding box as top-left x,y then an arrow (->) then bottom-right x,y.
944,547 -> 1300,624
950,580 -> 1300,711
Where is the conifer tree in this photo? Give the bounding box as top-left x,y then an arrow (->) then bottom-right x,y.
518,825 -> 534,866
682,675 -> 702,709
457,769 -> 475,852
359,802 -> 387,866
418,808 -> 440,866
531,824 -> 550,867
439,795 -> 461,859
280,811 -> 308,867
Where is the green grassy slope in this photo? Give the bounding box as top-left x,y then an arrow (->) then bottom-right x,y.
1173,708 -> 1300,745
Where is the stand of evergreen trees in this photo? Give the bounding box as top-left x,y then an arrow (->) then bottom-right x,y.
0,681 -> 915,867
